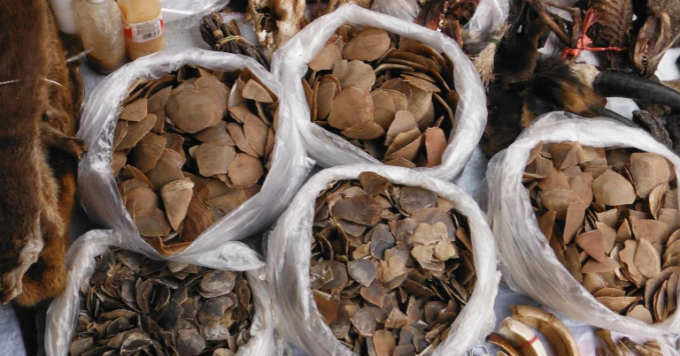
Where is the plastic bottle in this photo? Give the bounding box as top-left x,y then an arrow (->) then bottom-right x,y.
49,0 -> 78,34
75,0 -> 126,74
117,0 -> 166,60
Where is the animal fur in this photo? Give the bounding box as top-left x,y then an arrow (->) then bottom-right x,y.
0,0 -> 84,307
483,55 -> 604,157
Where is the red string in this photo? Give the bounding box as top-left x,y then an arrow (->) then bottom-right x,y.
562,8 -> 627,59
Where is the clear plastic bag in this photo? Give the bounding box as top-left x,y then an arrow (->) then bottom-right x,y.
270,4 -> 488,182
486,111 -> 680,337
160,0 -> 229,23
370,0 -> 420,22
370,0 -> 509,44
77,48 -> 312,263
44,229 -> 280,356
267,164 -> 500,356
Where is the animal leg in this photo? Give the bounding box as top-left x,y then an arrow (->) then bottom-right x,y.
40,122 -> 86,159
529,0 -> 573,46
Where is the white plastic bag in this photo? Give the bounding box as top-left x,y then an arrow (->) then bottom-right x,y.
370,0 -> 509,44
77,48 -> 311,263
160,0 -> 229,23
267,164 -> 500,356
486,111 -> 680,337
44,229 -> 279,356
271,4 -> 488,182
370,0 -> 420,22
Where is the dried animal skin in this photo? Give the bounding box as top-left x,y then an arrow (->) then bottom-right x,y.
310,172 -> 475,354
307,26 -> 458,167
69,248 -> 253,356
525,142 -> 679,323
246,0 -> 306,58
113,66 -> 278,255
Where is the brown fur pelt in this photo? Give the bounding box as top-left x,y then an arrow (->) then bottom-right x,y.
0,0 -> 84,307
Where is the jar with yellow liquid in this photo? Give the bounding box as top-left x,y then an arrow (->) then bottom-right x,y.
118,0 -> 166,60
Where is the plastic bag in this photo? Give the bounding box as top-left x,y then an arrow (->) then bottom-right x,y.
160,0 -> 229,23
77,48 -> 311,263
370,0 -> 420,22
44,229 -> 279,356
485,111 -> 680,337
267,164 -> 500,356
271,4 -> 487,182
370,0 -> 509,44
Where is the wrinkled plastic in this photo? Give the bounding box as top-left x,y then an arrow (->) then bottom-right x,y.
464,0 -> 509,43
267,164 -> 500,356
77,48 -> 311,264
370,0 -> 420,22
160,0 -> 229,23
486,111 -> 680,337
44,229 -> 279,356
271,4 -> 487,182
370,0 -> 509,44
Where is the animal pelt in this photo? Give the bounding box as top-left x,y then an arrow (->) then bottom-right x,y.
482,55 -> 604,157
0,0 -> 84,307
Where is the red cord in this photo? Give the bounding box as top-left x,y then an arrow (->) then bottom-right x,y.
561,8 -> 627,59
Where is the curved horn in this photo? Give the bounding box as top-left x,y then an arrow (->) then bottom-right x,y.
588,106 -> 641,129
593,71 -> 680,109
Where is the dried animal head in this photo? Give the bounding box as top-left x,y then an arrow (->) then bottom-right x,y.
310,172 -> 476,354
69,248 -> 254,356
306,26 -> 457,168
113,65 -> 278,256
524,142 -> 679,324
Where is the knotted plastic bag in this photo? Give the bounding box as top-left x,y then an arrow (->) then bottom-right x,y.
267,164 -> 499,356
45,229 -> 279,356
77,48 -> 311,263
486,111 -> 680,337
271,4 -> 487,181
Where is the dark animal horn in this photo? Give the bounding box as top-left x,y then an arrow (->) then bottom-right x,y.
588,106 -> 641,129
593,71 -> 680,109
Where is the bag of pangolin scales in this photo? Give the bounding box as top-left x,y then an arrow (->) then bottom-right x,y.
267,164 -> 499,356
486,111 -> 680,338
271,4 -> 488,182
45,229 -> 279,356
77,48 -> 311,263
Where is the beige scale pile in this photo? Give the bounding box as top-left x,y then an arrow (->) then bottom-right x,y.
523,142 -> 680,324
304,26 -> 458,168
111,65 -> 277,256
310,172 -> 476,355
69,249 -> 253,356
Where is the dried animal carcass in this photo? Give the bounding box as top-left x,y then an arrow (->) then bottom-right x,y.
245,0 -> 307,58
200,12 -> 270,70
416,0 -> 480,46
524,142 -> 680,324
69,248 -> 254,356
112,66 -> 277,256
481,0 -> 680,158
305,26 -> 456,168
0,0 -> 85,306
310,172 -> 476,355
